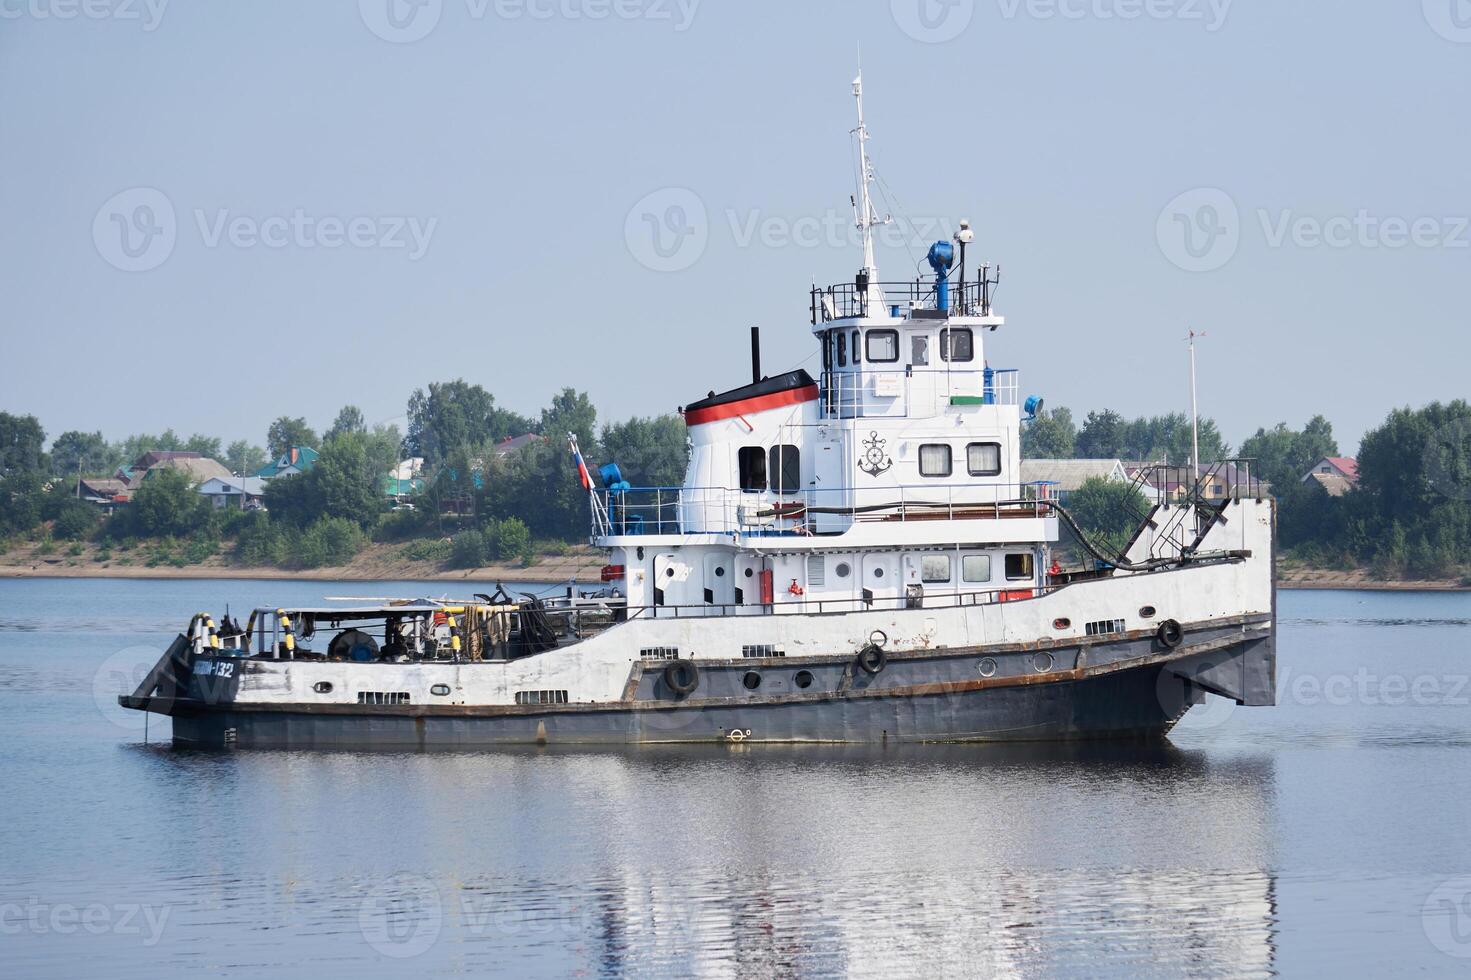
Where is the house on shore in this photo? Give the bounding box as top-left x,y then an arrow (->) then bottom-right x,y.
1301,456 -> 1358,497
197,476 -> 267,510
1021,459 -> 1127,500
256,446 -> 319,481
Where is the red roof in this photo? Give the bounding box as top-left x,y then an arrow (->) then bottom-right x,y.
1325,457 -> 1358,481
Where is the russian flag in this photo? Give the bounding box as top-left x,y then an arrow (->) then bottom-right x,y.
572,446 -> 592,490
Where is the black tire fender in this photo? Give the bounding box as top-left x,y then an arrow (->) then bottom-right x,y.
856,644 -> 887,675
663,659 -> 700,695
1157,619 -> 1184,650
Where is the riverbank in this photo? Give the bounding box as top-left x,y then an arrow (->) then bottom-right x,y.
0,540 -> 604,584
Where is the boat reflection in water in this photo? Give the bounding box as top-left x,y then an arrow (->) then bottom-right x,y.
153,743 -> 1277,976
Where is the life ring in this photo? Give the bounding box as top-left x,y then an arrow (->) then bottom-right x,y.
1156,619 -> 1184,649
663,659 -> 700,695
857,644 -> 887,675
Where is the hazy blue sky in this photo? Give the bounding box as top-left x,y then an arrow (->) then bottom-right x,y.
2,1 -> 1467,455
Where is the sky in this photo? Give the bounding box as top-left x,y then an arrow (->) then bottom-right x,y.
2,1 -> 1468,456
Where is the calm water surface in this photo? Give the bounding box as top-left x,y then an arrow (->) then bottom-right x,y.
2,578 -> 1470,977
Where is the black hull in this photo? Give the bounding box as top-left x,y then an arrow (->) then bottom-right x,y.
166,657 -> 1220,750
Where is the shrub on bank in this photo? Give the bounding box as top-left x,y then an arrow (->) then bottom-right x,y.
296,517 -> 366,569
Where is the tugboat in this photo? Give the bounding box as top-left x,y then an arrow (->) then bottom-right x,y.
121,75 -> 1276,748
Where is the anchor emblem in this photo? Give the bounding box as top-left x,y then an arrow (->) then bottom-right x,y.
858,431 -> 892,477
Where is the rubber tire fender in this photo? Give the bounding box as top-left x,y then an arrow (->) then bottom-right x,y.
663,659 -> 700,696
1156,619 -> 1184,650
856,644 -> 888,675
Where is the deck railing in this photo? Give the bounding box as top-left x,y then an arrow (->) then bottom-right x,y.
811,273 -> 998,323
592,481 -> 1060,539
819,368 -> 1018,419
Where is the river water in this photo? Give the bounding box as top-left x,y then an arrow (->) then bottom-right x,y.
1,578 -> 1469,977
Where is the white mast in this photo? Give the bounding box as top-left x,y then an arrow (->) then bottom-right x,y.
852,70 -> 889,312
1188,329 -> 1205,491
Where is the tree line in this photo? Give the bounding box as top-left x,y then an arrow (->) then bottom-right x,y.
1022,401 -> 1471,581
0,383 -> 688,569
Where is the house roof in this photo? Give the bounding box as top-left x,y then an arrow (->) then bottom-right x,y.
257,445 -> 320,478
1307,472 -> 1355,497
493,434 -> 545,456
78,477 -> 129,499
1020,459 -> 1127,491
199,476 -> 265,495
149,457 -> 233,485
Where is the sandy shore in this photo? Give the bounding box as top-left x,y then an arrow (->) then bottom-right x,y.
0,541 -> 605,584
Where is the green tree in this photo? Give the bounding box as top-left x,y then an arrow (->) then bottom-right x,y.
600,415 -> 688,486
183,434 -> 223,460
1075,410 -> 1125,459
325,405 -> 366,441
113,430 -> 185,467
0,472 -> 45,534
127,468 -> 206,537
52,499 -> 100,540
1021,407 -> 1076,458
405,380 -> 532,466
224,440 -> 267,476
490,516 -> 534,564
0,413 -> 46,476
296,517 -> 366,569
265,432 -> 385,530
266,417 -> 318,458
1239,416 -> 1338,490
49,430 -> 112,478
1067,477 -> 1151,541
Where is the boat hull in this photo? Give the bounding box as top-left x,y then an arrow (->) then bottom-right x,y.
156,626 -> 1271,750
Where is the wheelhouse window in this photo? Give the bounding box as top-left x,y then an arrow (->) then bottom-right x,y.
851,329 -> 861,363
911,335 -> 929,366
1005,553 -> 1034,581
921,554 -> 952,583
866,329 -> 899,363
940,328 -> 974,362
822,330 -> 833,370
967,442 -> 1002,477
738,447 -> 766,492
918,444 -> 952,478
837,331 -> 847,367
962,554 -> 992,583
768,445 -> 800,494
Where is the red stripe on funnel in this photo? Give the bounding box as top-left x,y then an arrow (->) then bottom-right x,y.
685,385 -> 819,427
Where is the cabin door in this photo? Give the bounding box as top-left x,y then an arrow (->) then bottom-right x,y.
702,553 -> 735,615
860,552 -> 901,610
652,553 -> 690,618
810,438 -> 846,533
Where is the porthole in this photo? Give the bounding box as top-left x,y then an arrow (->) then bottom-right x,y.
835,562 -> 851,578
1139,605 -> 1157,619
1052,617 -> 1071,630
873,567 -> 885,579
312,681 -> 333,694
794,670 -> 814,689
1032,652 -> 1054,674
743,671 -> 762,691
665,567 -> 675,577
744,568 -> 754,578
978,658 -> 998,677
715,567 -> 725,577
430,684 -> 451,697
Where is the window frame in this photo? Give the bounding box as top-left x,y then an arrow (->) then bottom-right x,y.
768,444 -> 800,495
918,443 -> 953,479
737,446 -> 767,493
940,327 -> 974,363
961,554 -> 992,584
966,441 -> 1002,477
1004,552 -> 1035,581
865,329 -> 899,364
920,554 -> 952,584
851,329 -> 861,364
837,331 -> 847,367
